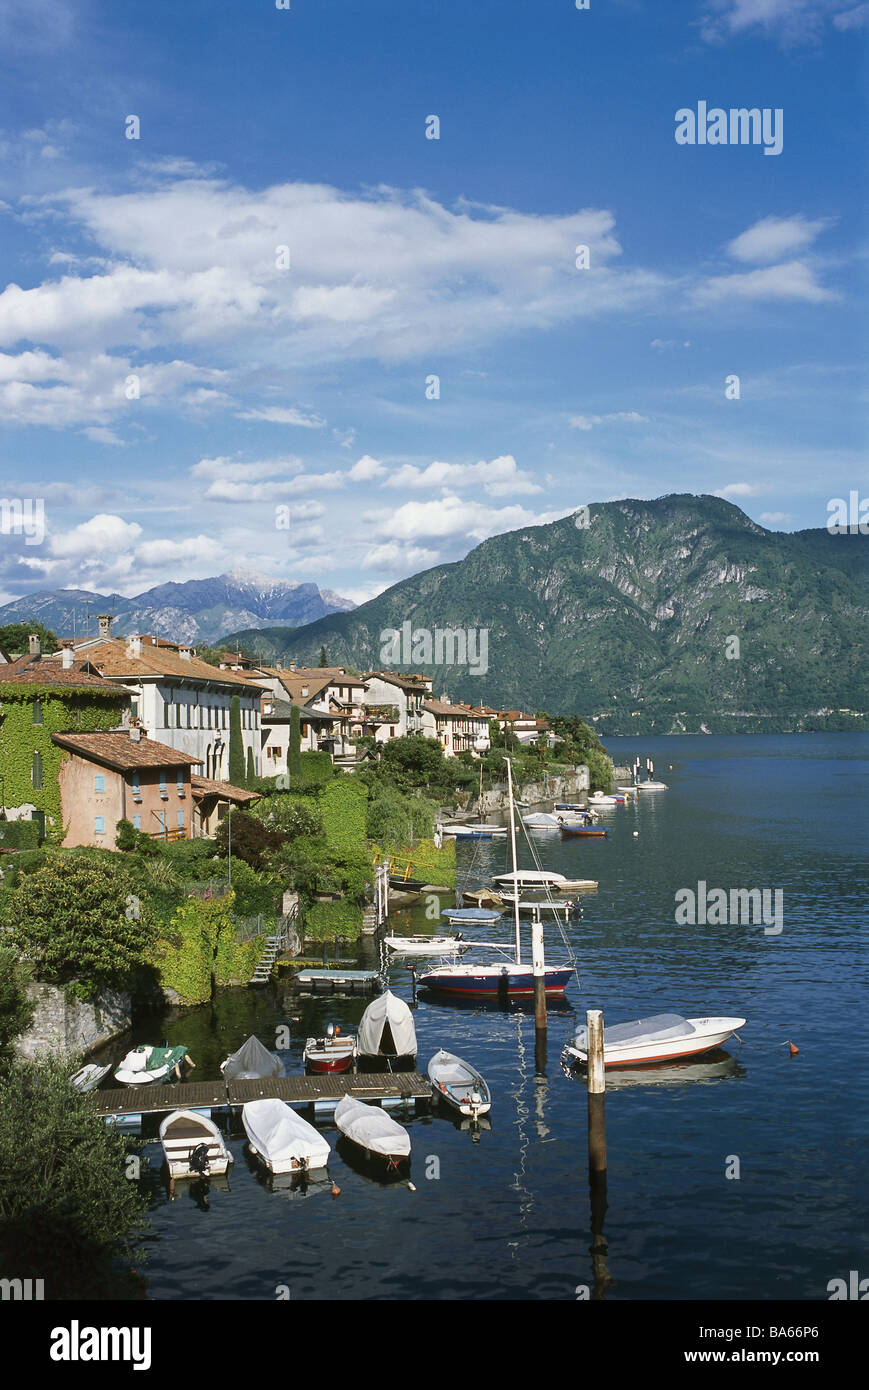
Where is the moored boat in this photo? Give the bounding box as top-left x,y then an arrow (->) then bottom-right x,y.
303,1025 -> 357,1073
561,1013 -> 746,1068
159,1109 -> 233,1179
427,1049 -> 492,1120
440,907 -> 501,927
334,1094 -> 411,1167
220,1034 -> 283,1081
559,824 -> 609,838
357,990 -> 417,1066
418,960 -> 574,998
243,1098 -> 331,1174
70,1063 -> 111,1093
114,1044 -> 191,1086
492,869 -> 567,890
385,933 -> 468,956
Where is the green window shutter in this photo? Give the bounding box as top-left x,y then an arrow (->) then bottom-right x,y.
32,750 -> 42,790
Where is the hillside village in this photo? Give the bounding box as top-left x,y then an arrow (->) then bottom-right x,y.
0,615 -> 551,849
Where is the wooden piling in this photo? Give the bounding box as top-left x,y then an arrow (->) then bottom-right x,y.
586,1008 -> 606,1175
531,913 -> 547,1033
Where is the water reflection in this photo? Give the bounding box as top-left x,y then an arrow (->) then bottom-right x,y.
561,1050 -> 743,1091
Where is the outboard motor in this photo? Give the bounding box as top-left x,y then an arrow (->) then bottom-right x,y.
189,1143 -> 211,1177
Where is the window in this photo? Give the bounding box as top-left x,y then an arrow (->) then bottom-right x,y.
159,772 -> 167,794
163,698 -> 170,728
32,697 -> 42,725
186,703 -> 192,728
95,816 -> 105,835
32,751 -> 42,789
130,699 -> 139,720
131,771 -> 140,794
177,809 -> 185,829
177,771 -> 184,790
94,774 -> 105,793
132,814 -> 141,830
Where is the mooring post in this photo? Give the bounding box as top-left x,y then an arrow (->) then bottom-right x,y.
587,1008 -> 606,1174
531,911 -> 547,1033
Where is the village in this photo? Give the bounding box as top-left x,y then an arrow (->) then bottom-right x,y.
0,615 -> 553,850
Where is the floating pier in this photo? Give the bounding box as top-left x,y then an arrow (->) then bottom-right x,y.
294,967 -> 381,994
93,1072 -> 431,1121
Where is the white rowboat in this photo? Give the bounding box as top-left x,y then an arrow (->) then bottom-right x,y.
427,1049 -> 491,1120
159,1109 -> 233,1179
384,934 -> 469,956
562,1014 -> 745,1068
334,1094 -> 411,1165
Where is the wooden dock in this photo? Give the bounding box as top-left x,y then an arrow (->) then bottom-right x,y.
93,1072 -> 430,1118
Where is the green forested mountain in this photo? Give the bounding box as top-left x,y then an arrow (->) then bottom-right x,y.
223,494 -> 868,734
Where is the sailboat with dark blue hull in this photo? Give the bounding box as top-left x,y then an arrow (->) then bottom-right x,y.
418,759 -> 575,1000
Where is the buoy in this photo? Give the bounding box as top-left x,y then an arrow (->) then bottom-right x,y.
633,830 -> 639,837
331,1182 -> 341,1197
788,1041 -> 799,1057
407,1181 -> 416,1192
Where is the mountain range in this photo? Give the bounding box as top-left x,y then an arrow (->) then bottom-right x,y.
0,569 -> 355,646
220,495 -> 868,734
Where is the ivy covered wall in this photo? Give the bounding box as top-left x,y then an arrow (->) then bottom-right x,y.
151,892 -> 268,1004
0,687 -> 126,835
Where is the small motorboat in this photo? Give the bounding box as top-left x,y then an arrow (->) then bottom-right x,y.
427,1049 -> 492,1121
588,793 -> 625,806
440,907 -> 501,927
384,934 -> 469,956
114,1044 -> 191,1086
220,1034 -> 284,1081
70,1063 -> 111,1093
559,824 -> 609,838
561,1013 -> 746,1068
334,1094 -> 411,1167
242,1098 -> 331,1175
522,812 -> 568,829
442,823 -> 507,839
558,879 -> 599,892
357,990 -> 417,1067
303,1025 -> 357,1073
636,780 -> 668,790
461,889 -> 505,908
492,869 -> 567,890
159,1109 -> 233,1179
497,892 -> 574,919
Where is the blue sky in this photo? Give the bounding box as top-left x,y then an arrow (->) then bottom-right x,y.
0,0 -> 866,606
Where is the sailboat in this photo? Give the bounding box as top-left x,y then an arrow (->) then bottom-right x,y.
417,759 -> 575,999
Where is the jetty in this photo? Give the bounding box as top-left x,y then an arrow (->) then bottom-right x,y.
93,1072 -> 432,1122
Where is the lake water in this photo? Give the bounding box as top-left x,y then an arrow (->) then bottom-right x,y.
127,734 -> 868,1301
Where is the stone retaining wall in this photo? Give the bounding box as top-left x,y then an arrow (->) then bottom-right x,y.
15,982 -> 131,1060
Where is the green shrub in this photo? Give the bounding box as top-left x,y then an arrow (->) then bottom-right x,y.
0,947 -> 34,1064
297,750 -> 332,787
0,820 -> 40,850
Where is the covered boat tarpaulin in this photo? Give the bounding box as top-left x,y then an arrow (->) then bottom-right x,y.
573,1013 -> 695,1051
441,907 -> 501,924
357,990 -> 417,1058
221,1034 -> 284,1081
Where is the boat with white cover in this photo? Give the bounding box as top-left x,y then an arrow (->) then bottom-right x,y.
561,1013 -> 746,1068
357,990 -> 417,1065
427,1049 -> 491,1120
159,1109 -> 233,1179
334,1094 -> 411,1166
492,869 -> 567,890
242,1098 -> 331,1174
114,1044 -> 191,1086
385,934 -> 469,956
220,1034 -> 283,1080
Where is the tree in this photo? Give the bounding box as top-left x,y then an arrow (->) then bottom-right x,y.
213,811 -> 282,870
0,947 -> 34,1065
288,704 -> 302,778
228,695 -> 244,784
0,620 -> 59,656
318,645 -> 328,667
0,855 -> 155,1000
245,746 -> 255,786
0,1055 -> 149,1297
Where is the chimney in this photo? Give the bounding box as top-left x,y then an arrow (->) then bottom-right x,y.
97,614 -> 112,639
129,726 -> 142,742
289,662 -> 296,672
126,635 -> 142,659
28,633 -> 40,659
275,660 -> 282,670
179,646 -> 192,661
61,643 -> 74,670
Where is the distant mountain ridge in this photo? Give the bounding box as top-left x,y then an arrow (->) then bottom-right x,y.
220,495 -> 868,734
0,568 -> 355,646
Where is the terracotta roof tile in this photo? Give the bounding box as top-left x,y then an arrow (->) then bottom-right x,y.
0,656 -> 126,694
190,775 -> 261,803
51,731 -> 203,770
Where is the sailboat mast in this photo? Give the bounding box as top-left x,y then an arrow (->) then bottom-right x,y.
506,756 -> 522,965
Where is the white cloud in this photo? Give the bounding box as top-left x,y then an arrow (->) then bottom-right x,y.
349,454 -> 387,482
833,4 -> 869,28
727,215 -> 833,264
361,541 -> 441,573
367,493 -> 564,544
382,454 -> 542,497
701,0 -> 828,44
759,511 -> 793,523
692,261 -> 836,306
48,513 -> 143,558
714,482 -> 768,498
135,535 -> 226,567
568,411 -> 648,431
236,405 -> 325,427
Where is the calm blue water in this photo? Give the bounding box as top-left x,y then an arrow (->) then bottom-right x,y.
129,734 -> 868,1301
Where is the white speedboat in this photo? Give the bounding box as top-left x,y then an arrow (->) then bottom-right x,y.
159,1109 -> 233,1179
385,934 -> 469,956
442,823 -> 508,839
242,1098 -> 331,1175
636,780 -> 668,790
428,1050 -> 491,1120
497,892 -> 573,919
492,869 -> 567,890
334,1094 -> 411,1166
114,1044 -> 191,1086
562,1013 -> 745,1068
70,1063 -> 111,1093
